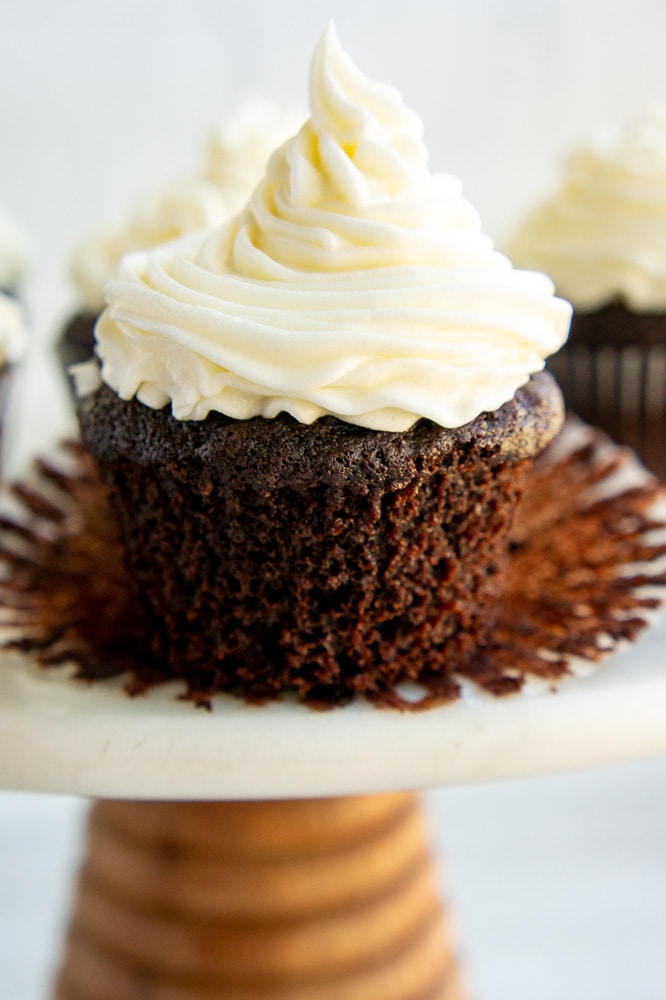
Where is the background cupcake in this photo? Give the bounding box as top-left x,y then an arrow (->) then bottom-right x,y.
60,101 -> 304,371
77,24 -> 569,707
506,104 -> 666,478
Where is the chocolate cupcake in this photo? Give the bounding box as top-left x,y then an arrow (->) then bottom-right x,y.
506,105 -> 666,478
61,102 -> 304,371
76,24 -> 570,706
78,372 -> 562,705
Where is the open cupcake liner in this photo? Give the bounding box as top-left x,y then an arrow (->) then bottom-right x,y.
0,419 -> 664,711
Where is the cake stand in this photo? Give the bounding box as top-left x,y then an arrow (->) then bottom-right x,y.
1,615 -> 666,1000
1,361 -> 666,998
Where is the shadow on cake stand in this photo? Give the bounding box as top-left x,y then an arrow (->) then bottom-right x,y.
0,424 -> 665,999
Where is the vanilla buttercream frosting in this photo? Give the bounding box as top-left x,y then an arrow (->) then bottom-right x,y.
507,104 -> 666,312
0,292 -> 28,367
72,102 -> 304,312
93,23 -> 571,431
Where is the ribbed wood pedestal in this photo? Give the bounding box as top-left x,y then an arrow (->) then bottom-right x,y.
53,793 -> 463,1000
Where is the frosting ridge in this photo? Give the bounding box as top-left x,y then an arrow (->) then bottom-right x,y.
94,23 -> 571,430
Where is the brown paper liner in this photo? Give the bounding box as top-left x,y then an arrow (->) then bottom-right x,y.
0,421 -> 664,709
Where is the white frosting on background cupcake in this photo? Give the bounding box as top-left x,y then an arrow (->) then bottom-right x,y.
71,102 -> 305,312
507,103 -> 666,312
204,100 -> 306,202
71,179 -> 231,312
93,23 -> 571,431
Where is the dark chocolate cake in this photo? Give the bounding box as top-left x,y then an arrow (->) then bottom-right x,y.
78,371 -> 563,705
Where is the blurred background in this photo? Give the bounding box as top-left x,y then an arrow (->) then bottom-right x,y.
2,1 -> 666,998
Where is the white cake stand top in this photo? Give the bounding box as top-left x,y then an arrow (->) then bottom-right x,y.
1,353 -> 665,801
0,609 -> 664,800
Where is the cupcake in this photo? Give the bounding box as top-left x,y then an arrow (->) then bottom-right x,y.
76,24 -> 570,707
60,102 -> 304,371
506,104 -> 666,478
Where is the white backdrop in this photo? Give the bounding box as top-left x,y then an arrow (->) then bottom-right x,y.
2,2 -> 666,999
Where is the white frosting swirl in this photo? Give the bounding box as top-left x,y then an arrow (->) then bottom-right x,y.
72,103 -> 304,311
507,104 -> 666,311
0,207 -> 31,293
94,23 -> 571,430
0,292 -> 28,366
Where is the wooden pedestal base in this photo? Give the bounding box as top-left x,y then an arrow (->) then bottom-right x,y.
53,794 -> 464,1000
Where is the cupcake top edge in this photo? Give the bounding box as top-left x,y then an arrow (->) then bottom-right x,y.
78,371 -> 563,489
91,22 -> 571,432
506,102 -> 666,313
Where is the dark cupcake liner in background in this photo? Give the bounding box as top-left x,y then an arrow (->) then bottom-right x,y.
548,304 -> 666,479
